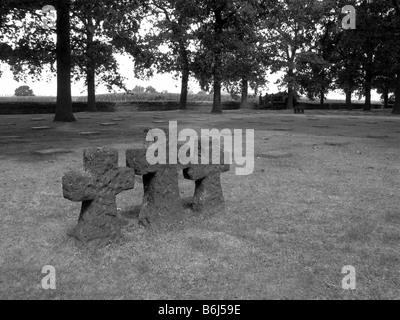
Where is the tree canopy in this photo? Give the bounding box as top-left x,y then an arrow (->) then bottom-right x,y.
1,0 -> 400,119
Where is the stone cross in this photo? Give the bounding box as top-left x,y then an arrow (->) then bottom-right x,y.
183,139 -> 230,212
126,147 -> 183,225
62,148 -> 135,246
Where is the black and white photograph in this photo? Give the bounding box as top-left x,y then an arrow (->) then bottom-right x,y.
0,0 -> 399,303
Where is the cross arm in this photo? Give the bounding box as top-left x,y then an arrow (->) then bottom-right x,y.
62,170 -> 95,202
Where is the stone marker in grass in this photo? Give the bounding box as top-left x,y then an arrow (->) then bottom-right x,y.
0,123 -> 16,126
257,152 -> 293,159
183,146 -> 230,213
100,123 -> 118,126
79,131 -> 101,136
34,149 -> 73,155
324,141 -> 351,147
126,147 -> 183,225
271,128 -> 293,132
313,125 -> 330,128
111,118 -> 125,122
62,148 -> 135,246
32,126 -> 52,130
30,118 -> 45,121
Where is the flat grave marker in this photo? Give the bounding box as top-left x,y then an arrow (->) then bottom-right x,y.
257,151 -> 293,159
79,131 -> 101,136
270,128 -> 293,132
30,118 -> 45,121
33,149 -> 73,156
367,135 -> 389,139
324,141 -> 351,147
32,126 -> 52,131
100,123 -> 118,126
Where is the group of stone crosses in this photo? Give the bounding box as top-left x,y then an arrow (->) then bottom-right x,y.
62,132 -> 230,247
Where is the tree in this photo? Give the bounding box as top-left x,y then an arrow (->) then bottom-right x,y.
295,3 -> 338,106
14,85 -> 35,96
296,52 -> 332,106
131,85 -> 145,93
1,0 -> 76,121
2,0 -> 144,119
193,0 -> 266,113
266,0 -> 330,109
70,0 -> 143,112
221,2 -> 272,108
390,0 -> 400,114
145,85 -> 157,93
134,0 -> 201,110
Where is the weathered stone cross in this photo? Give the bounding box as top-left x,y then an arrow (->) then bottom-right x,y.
126,147 -> 183,225
62,148 -> 135,246
183,139 -> 230,212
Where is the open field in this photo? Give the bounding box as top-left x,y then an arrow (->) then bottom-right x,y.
0,108 -> 399,299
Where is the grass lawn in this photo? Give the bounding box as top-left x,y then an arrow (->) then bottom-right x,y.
0,108 -> 399,300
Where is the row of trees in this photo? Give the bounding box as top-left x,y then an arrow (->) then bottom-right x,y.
1,0 -> 400,122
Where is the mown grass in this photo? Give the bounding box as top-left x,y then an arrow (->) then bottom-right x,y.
0,109 -> 399,300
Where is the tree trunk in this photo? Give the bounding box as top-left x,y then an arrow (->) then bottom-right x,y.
180,67 -> 189,111
393,70 -> 400,114
240,77 -> 248,109
320,90 -> 324,106
87,68 -> 96,112
86,20 -> 97,112
211,9 -> 223,114
346,89 -> 352,109
212,78 -> 222,113
383,87 -> 389,109
286,68 -> 294,109
364,68 -> 372,111
287,87 -> 294,109
54,0 -> 76,122
179,43 -> 190,111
